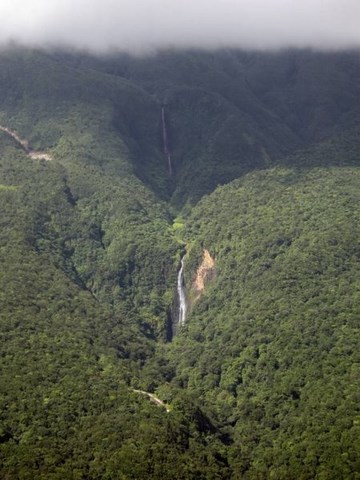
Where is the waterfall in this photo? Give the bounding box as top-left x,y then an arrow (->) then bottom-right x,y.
161,106 -> 172,176
177,257 -> 187,326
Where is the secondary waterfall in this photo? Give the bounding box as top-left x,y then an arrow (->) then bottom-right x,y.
161,106 -> 172,176
177,257 -> 187,326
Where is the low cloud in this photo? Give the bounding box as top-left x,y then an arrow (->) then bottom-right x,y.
1,0 -> 360,53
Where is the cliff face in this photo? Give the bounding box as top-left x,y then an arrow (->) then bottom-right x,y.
192,249 -> 215,301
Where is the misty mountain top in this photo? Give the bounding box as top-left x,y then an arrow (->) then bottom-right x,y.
1,0 -> 360,53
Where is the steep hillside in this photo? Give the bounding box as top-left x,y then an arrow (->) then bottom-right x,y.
165,167 -> 360,478
2,48 -> 360,206
0,105 -> 227,480
73,48 -> 360,205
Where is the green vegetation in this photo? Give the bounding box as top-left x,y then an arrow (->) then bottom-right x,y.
0,47 -> 359,478
166,167 -> 360,478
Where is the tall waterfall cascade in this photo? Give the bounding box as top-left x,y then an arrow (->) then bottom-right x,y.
177,257 -> 187,326
161,106 -> 172,176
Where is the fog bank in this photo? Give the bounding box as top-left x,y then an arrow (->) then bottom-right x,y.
1,0 -> 360,53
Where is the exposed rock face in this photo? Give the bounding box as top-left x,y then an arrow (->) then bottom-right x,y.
193,249 -> 215,300
28,151 -> 52,161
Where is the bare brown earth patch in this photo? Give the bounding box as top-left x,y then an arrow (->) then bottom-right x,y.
193,249 -> 215,301
0,125 -> 52,161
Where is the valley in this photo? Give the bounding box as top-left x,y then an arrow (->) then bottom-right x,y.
0,47 -> 359,479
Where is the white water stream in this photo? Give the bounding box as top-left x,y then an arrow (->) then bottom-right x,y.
161,106 -> 172,176
177,257 -> 186,326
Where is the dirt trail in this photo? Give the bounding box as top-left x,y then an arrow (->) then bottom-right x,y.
0,125 -> 52,161
133,389 -> 170,413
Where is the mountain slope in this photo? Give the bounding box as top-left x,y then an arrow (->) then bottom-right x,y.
165,166 -> 360,479
0,101 -> 228,480
74,48 -> 360,205
0,47 -> 359,479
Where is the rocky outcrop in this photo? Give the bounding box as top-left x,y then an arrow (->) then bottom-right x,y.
192,249 -> 215,301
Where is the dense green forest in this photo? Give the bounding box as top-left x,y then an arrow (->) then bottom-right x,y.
0,47 -> 359,479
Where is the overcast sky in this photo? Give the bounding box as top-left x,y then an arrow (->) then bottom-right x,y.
1,0 -> 360,53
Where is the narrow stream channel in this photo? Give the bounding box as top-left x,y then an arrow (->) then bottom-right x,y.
177,256 -> 186,326
161,106 -> 172,176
